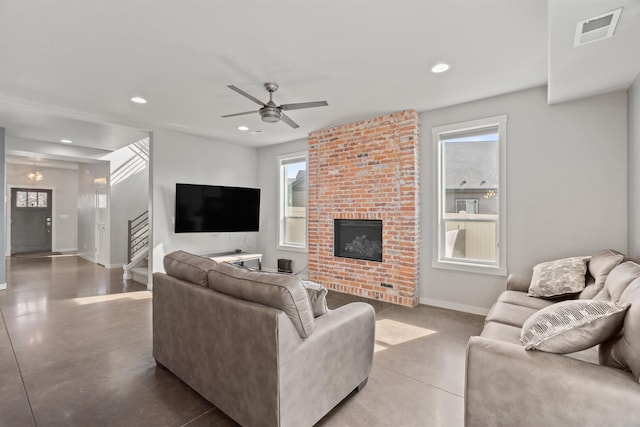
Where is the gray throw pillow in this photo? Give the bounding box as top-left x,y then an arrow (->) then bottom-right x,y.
520,299 -> 630,353
528,256 -> 590,298
303,280 -> 328,317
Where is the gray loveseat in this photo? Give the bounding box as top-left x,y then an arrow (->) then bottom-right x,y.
153,250 -> 375,427
465,249 -> 640,427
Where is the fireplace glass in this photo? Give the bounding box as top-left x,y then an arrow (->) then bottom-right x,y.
334,219 -> 383,262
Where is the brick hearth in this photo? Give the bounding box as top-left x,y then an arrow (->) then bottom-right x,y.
307,110 -> 420,306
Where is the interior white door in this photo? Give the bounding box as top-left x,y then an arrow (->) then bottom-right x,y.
95,182 -> 108,265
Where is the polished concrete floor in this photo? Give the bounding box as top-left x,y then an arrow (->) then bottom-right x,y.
0,256 -> 485,427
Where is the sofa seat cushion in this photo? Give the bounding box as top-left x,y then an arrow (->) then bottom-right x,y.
481,321 -> 600,364
497,291 -> 555,311
485,301 -> 539,328
208,262 -> 315,338
481,321 -> 522,345
163,250 -> 218,287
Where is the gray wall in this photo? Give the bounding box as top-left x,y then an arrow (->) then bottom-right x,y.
151,129 -> 258,274
256,138 -> 309,275
5,164 -> 79,253
0,129 -> 5,289
629,74 -> 640,259
420,86 -> 628,313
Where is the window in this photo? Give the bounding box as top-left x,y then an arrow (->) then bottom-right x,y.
16,191 -> 48,208
433,115 -> 507,275
278,152 -> 307,251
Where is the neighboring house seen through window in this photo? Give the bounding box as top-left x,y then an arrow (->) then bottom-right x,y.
433,115 -> 507,275
278,152 -> 307,250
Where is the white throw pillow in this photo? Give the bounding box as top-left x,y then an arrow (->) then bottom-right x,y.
302,280 -> 328,317
520,299 -> 629,353
528,256 -> 590,298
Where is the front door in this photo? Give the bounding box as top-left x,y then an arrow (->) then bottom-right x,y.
11,188 -> 53,255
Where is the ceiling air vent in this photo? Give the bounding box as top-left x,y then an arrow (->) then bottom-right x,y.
574,8 -> 622,47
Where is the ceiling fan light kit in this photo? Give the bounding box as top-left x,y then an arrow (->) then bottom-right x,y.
222,82 -> 328,129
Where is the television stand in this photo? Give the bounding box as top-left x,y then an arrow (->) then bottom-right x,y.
206,252 -> 262,270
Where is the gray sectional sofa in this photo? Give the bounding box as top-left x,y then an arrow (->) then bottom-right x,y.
153,250 -> 375,427
465,249 -> 640,427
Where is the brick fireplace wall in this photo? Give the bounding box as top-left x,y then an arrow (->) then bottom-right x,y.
307,110 -> 420,306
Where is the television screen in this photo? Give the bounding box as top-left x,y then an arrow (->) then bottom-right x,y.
175,183 -> 260,233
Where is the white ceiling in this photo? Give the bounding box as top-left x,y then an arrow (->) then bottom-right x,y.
0,0 -> 638,157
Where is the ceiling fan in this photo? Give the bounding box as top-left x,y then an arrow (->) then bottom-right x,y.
221,82 -> 328,129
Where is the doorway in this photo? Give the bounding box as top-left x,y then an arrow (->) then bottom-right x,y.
95,180 -> 108,266
10,188 -> 53,255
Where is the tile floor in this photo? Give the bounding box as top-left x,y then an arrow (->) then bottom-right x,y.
0,256 -> 485,427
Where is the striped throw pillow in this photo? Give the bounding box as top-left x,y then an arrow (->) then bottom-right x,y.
520,299 -> 629,353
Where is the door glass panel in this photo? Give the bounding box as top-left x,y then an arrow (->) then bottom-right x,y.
27,192 -> 38,207
16,191 -> 26,207
38,192 -> 48,207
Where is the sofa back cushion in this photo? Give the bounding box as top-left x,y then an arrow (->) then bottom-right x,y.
208,262 -> 315,338
600,277 -> 640,382
164,250 -> 217,287
594,261 -> 640,303
580,249 -> 625,299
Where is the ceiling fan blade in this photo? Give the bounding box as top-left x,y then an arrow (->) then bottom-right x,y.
280,101 -> 328,111
280,112 -> 300,129
227,85 -> 266,106
221,110 -> 258,118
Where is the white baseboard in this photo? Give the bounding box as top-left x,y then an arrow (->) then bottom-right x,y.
78,254 -> 96,263
105,263 -> 124,269
53,247 -> 78,253
419,297 -> 489,316
0,283 -> 6,291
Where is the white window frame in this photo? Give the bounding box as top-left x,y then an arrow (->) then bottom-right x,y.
432,115 -> 507,276
277,151 -> 308,252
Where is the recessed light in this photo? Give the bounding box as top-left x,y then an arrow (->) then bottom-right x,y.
431,63 -> 450,73
130,96 -> 147,104
249,130 -> 263,135
60,139 -> 72,143
237,126 -> 249,131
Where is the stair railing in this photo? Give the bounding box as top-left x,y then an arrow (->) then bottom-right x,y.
127,210 -> 149,264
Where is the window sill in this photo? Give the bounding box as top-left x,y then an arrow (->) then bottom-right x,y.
432,259 -> 507,277
277,244 -> 308,254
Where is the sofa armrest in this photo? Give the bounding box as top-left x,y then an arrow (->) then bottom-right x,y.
506,274 -> 531,292
465,336 -> 640,427
277,302 -> 375,426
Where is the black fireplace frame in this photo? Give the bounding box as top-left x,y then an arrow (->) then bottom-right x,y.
333,219 -> 383,262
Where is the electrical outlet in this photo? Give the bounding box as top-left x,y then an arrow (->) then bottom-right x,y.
381,282 -> 393,288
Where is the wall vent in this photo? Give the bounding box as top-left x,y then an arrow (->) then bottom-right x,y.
574,8 -> 622,47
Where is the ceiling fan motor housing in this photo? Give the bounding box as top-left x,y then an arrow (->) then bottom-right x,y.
260,106 -> 281,123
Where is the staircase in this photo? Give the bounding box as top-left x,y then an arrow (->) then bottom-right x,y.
123,210 -> 149,284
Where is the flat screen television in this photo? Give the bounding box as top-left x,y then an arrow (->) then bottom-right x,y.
175,183 -> 260,233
